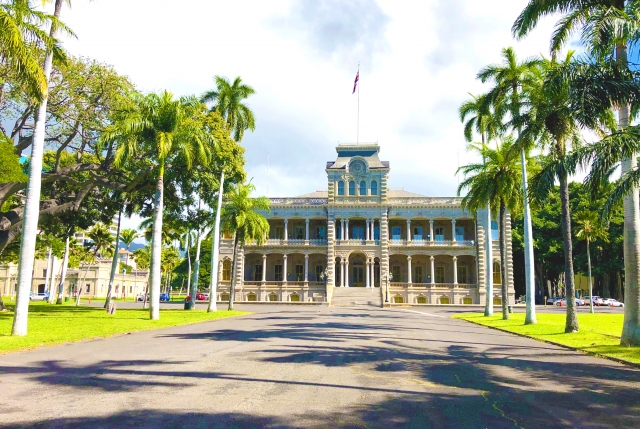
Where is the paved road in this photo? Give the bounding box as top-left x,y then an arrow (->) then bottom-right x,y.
0,306 -> 638,428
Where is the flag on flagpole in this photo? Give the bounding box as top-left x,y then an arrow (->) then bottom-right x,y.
352,69 -> 359,94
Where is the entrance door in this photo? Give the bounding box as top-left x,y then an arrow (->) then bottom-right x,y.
352,266 -> 364,287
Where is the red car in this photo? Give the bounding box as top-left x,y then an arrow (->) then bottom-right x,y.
185,293 -> 206,302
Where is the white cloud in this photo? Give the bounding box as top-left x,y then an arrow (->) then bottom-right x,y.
56,0 -> 564,200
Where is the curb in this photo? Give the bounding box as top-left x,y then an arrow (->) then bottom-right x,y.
455,317 -> 640,370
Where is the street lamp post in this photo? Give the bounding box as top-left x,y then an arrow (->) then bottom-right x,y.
383,270 -> 393,304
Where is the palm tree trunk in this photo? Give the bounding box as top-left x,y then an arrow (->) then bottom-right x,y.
105,206 -> 123,308
499,200 -> 509,320
11,0 -> 64,336
559,173 -> 578,332
587,238 -> 594,314
185,232 -> 191,302
149,162 -> 165,320
617,43 -> 640,345
208,171 -> 224,312
229,235 -> 239,311
44,247 -> 52,295
55,235 -> 70,305
48,257 -> 60,304
75,259 -> 92,306
484,206 -> 494,316
187,233 -> 203,310
520,149 -> 537,324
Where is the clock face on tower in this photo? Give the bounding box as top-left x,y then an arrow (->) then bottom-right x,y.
350,160 -> 365,174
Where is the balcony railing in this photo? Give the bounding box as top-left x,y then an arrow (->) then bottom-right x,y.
389,282 -> 477,288
389,239 -> 475,247
309,239 -> 328,246
336,239 -> 366,245
269,198 -> 327,206
241,281 -> 326,288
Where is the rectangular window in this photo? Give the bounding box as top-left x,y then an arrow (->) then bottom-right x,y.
359,181 -> 367,196
274,226 -> 284,239
457,266 -> 468,284
413,227 -> 423,240
493,262 -> 501,284
338,181 -> 345,196
374,226 -> 380,240
435,266 -> 445,283
491,221 -> 499,240
435,227 -> 445,241
455,226 -> 465,241
315,265 -> 323,281
274,264 -> 283,281
86,283 -> 91,293
222,261 -> 231,280
392,265 -> 401,282
414,266 -> 423,283
254,264 -> 263,281
352,227 -> 364,240
295,226 -> 304,240
295,264 -> 304,281
392,227 -> 401,240
43,269 -> 47,277
371,181 -> 378,195
316,226 -> 325,239
349,181 -> 356,195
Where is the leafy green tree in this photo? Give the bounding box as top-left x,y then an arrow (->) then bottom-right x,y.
201,76 -> 255,142
458,139 -> 523,319
104,91 -> 212,320
0,134 -> 25,183
86,222 -> 113,257
221,183 -> 269,310
512,0 -> 640,349
575,210 -> 609,313
478,47 -> 541,324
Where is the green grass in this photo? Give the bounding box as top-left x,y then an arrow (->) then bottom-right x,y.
0,301 -> 248,354
453,312 -> 640,365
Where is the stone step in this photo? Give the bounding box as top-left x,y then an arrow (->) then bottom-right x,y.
331,287 -> 382,307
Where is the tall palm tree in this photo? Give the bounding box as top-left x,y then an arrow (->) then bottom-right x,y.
201,76 -> 255,142
105,206 -> 123,308
201,76 -> 256,312
10,0 -> 74,336
513,0 -> 640,347
460,93 -> 504,317
478,47 -> 541,324
575,210 -> 609,313
104,91 -> 211,320
220,183 -> 270,310
458,139 -> 523,319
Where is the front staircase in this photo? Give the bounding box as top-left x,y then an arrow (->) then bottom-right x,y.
331,287 -> 383,308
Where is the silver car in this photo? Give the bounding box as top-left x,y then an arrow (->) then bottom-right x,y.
29,292 -> 48,301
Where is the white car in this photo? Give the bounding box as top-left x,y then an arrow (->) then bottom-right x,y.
605,299 -> 625,307
29,293 -> 49,301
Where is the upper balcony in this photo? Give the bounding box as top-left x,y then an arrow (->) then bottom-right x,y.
388,239 -> 475,247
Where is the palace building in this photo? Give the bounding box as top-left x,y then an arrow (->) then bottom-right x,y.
217,143 -> 515,306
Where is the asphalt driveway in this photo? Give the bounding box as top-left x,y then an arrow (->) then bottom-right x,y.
0,305 -> 638,428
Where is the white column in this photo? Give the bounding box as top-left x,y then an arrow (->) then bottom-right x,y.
304,254 -> 309,282
407,219 -> 412,242
284,219 -> 289,242
345,219 -> 350,240
407,256 -> 412,284
429,219 -> 434,242
365,220 -> 370,241
453,256 -> 458,284
366,260 -> 370,287
341,219 -> 345,241
340,260 -> 345,287
283,255 -> 288,283
451,219 -> 457,242
371,261 -> 375,287
345,259 -> 349,287
430,256 -> 435,284
305,219 -> 310,241
262,254 -> 267,282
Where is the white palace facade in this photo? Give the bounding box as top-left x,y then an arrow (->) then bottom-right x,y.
217,144 -> 515,306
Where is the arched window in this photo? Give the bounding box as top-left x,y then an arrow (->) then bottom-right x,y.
221,293 -> 230,302
440,296 -> 450,304
269,293 -> 278,302
290,293 -> 300,302
222,260 -> 231,281
417,296 -> 427,304
247,293 -> 257,302
491,221 -> 499,240
394,295 -> 404,303
359,181 -> 367,196
493,261 -> 501,284
337,181 -> 345,196
463,297 -> 473,305
349,181 -> 356,195
370,180 -> 378,195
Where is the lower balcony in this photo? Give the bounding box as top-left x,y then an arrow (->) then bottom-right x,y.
389,282 -> 477,289
389,239 -> 475,247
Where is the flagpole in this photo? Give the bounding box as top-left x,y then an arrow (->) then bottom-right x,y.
357,62 -> 360,145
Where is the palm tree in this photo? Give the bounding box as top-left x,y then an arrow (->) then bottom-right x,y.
220,183 -> 270,310
104,91 -> 211,320
575,211 -> 609,313
10,0 -> 74,335
105,206 -> 123,308
133,245 -> 151,307
458,139 -> 523,319
119,228 -> 139,267
512,0 -> 640,348
86,223 -> 114,257
460,93 -> 503,317
478,47 -> 541,325
201,76 -> 255,142
201,76 -> 256,312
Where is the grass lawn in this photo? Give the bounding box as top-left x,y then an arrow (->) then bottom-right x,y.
0,301 -> 248,354
453,313 -> 640,365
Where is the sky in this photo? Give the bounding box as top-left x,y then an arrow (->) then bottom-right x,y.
50,0 -> 563,233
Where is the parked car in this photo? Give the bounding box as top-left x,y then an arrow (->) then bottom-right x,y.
136,294 -> 149,302
159,293 -> 171,302
605,299 -> 625,307
547,297 -> 560,305
184,293 -> 206,302
29,292 -> 48,301
554,298 -> 584,306
585,296 -> 606,306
